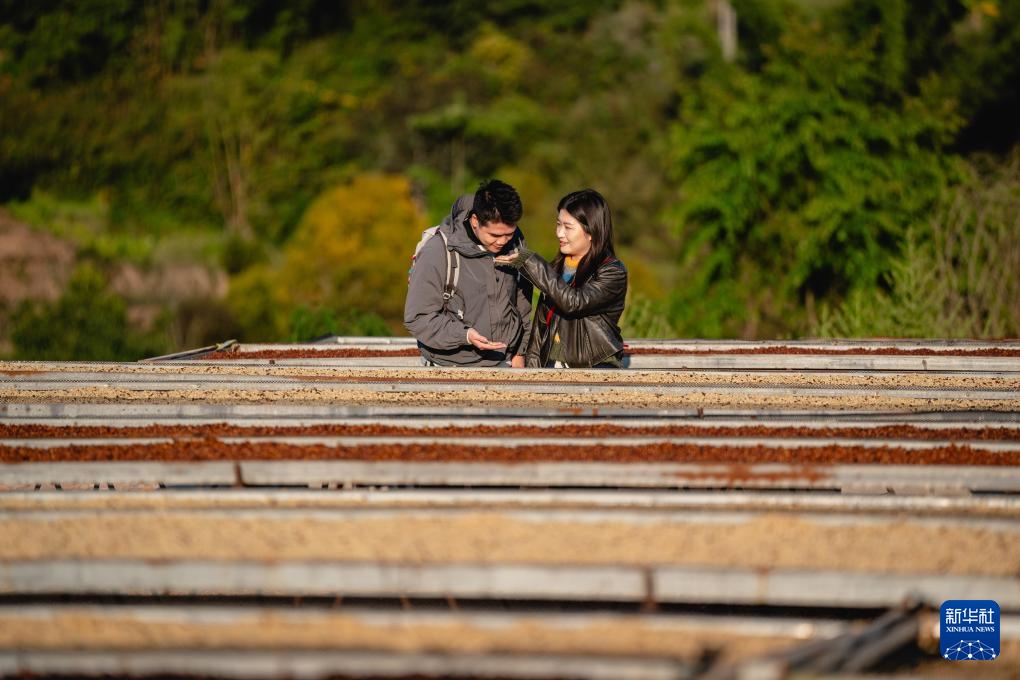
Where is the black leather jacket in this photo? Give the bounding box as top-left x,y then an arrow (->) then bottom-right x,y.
512,250 -> 628,368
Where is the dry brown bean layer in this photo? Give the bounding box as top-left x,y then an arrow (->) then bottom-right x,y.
0,440 -> 1009,466
2,423 -> 1019,441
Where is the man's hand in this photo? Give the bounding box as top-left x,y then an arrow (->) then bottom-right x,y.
467,328 -> 507,351
510,355 -> 525,368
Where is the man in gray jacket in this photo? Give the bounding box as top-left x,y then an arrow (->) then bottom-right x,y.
405,179 -> 532,367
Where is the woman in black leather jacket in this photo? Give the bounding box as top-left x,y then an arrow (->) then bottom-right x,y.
495,189 -> 627,368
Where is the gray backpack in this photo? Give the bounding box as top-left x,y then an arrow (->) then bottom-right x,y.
409,226 -> 460,306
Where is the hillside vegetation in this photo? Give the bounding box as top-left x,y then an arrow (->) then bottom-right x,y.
1,0 -> 1017,358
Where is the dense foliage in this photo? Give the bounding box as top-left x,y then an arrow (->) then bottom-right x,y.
667,16 -> 964,336
1,0 -> 1017,358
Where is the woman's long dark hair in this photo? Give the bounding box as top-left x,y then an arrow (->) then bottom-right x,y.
553,189 -> 616,287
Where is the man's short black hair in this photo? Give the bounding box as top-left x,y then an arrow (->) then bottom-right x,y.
472,179 -> 522,226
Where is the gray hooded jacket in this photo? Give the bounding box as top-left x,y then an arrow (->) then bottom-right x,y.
404,194 -> 532,366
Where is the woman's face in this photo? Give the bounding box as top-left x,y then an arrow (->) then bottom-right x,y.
556,209 -> 592,259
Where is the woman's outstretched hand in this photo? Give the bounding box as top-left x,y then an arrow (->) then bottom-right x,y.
492,249 -> 519,266
494,248 -> 529,268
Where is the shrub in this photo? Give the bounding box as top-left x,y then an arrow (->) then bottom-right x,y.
290,306 -> 390,341
10,263 -> 166,360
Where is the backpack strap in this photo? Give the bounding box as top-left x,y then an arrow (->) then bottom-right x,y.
437,230 -> 460,301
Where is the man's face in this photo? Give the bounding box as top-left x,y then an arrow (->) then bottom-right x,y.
470,215 -> 517,254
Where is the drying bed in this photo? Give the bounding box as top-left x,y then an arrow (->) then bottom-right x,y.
11,602 -> 1016,680
2,340 -> 1018,679
6,364 -> 1019,390
199,346 -> 1020,359
4,386 -> 1017,412
3,508 -> 1017,576
3,508 -> 1018,616
1,438 -> 1015,466
0,605 -> 818,666
3,422 -> 1019,441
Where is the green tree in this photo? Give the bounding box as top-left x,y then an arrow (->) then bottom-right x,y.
666,18 -> 963,337
4,0 -> 1019,344
225,264 -> 289,342
226,173 -> 428,341
280,173 -> 428,320
0,0 -> 139,85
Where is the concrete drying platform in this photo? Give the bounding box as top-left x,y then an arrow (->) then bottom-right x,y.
2,338 -> 1018,678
